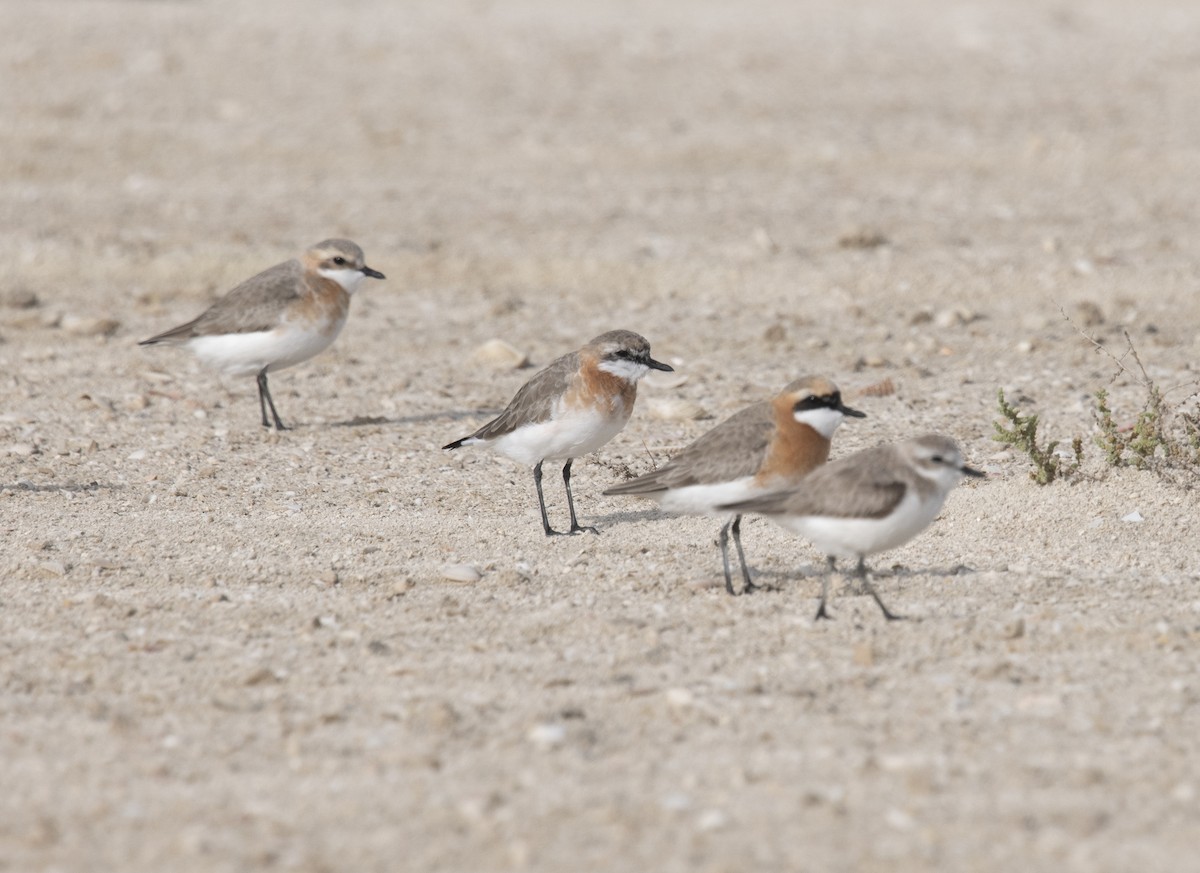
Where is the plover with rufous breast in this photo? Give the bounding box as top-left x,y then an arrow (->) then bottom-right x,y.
604,376 -> 864,595
139,239 -> 385,430
443,330 -> 673,536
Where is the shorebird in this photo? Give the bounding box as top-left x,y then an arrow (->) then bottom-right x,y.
444,330 -> 672,536
720,434 -> 982,620
139,238 -> 384,430
603,376 -> 864,594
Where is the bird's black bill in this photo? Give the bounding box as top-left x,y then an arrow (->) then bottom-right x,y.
839,402 -> 867,418
362,266 -> 386,280
647,357 -> 674,372
962,465 -> 986,478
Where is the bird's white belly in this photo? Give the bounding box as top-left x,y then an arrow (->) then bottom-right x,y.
487,406 -> 629,466
656,477 -> 760,516
187,319 -> 344,377
775,491 -> 946,559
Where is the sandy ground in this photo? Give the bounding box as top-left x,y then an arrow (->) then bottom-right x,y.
3,1 -> 1200,870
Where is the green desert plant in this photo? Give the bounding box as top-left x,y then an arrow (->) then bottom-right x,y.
1082,327 -> 1200,477
993,388 -> 1084,485
1094,384 -> 1200,472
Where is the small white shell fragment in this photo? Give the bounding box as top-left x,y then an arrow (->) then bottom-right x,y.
441,563 -> 482,583
1121,511 -> 1144,523
471,339 -> 529,370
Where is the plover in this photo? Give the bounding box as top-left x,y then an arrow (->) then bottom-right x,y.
721,434 -> 982,619
603,376 -> 864,594
444,330 -> 673,536
139,238 -> 384,430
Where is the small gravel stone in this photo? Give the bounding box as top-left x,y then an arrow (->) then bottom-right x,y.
527,723 -> 566,749
665,688 -> 694,708
471,339 -> 529,370
61,314 -> 121,337
646,398 -> 707,421
3,288 -> 39,309
441,563 -> 481,583
838,227 -> 888,249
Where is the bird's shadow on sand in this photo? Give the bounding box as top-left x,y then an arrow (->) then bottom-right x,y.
327,407 -> 504,429
749,562 -> 978,582
589,508 -> 672,528
0,481 -> 120,494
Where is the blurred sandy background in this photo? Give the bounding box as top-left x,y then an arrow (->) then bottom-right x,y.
3,1 -> 1200,870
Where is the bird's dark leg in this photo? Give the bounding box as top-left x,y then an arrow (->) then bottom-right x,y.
855,556 -> 905,621
814,555 -> 837,621
730,514 -> 757,594
562,459 -> 599,535
718,517 -> 736,595
257,367 -> 287,431
257,370 -> 270,428
533,461 -> 561,536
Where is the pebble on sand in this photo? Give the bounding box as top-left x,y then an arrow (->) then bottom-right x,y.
646,398 -> 707,421
837,227 -> 889,249
527,722 -> 566,749
61,314 -> 121,337
934,307 -> 976,328
2,288 -> 38,309
1076,300 -> 1105,326
665,687 -> 694,709
471,339 -> 529,370
857,378 -> 896,398
441,563 -> 482,584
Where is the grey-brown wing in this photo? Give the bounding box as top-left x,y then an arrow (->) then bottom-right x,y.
728,445 -> 907,519
605,401 -> 773,494
142,259 -> 304,342
462,351 -> 580,442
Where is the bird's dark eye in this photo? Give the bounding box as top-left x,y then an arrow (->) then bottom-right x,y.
613,349 -> 631,360
332,256 -> 347,266
931,455 -> 944,463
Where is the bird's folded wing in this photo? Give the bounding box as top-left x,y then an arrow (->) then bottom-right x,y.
144,260 -> 305,342
724,449 -> 907,519
464,351 -> 579,441
605,402 -> 772,494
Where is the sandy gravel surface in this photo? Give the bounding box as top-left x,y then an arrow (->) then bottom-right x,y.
4,1 -> 1200,870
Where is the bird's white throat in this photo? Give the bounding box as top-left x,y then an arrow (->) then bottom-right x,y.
318,266 -> 367,294
793,406 -> 846,439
